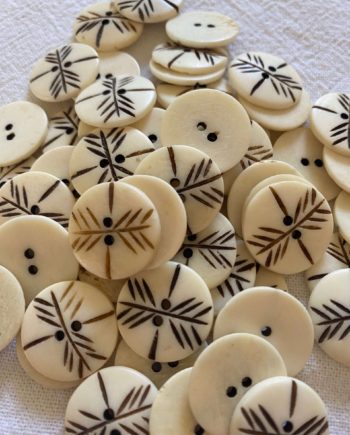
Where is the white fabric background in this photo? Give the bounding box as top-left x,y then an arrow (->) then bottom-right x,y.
0,0 -> 349,433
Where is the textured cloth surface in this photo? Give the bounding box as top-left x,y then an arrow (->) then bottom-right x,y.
0,0 -> 350,433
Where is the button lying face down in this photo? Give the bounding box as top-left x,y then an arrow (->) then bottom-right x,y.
188,333 -> 287,435
150,368 -> 209,435
68,182 -> 161,279
243,180 -> 333,274
0,102 -> 48,166
230,377 -> 329,435
74,2 -> 143,52
116,262 -> 213,362
214,287 -> 314,375
78,268 -> 126,304
98,51 -> 140,79
0,156 -> 35,188
309,269 -> 350,367
166,11 -> 239,48
133,108 -> 165,149
0,216 -> 79,304
29,43 -> 99,102
69,127 -> 155,195
273,127 -> 340,201
211,240 -> 256,316
238,89 -> 312,131
323,147 -> 350,192
135,146 -> 224,234
255,265 -> 288,291
115,340 -> 206,388
227,160 -> 300,237
65,366 -> 157,434
305,233 -> 350,292
75,75 -> 156,128
229,52 -> 303,109
21,281 -> 117,382
42,105 -> 79,153
310,93 -> 350,157
0,171 -> 75,228
113,0 -> 182,23
161,89 -> 251,172
334,191 -> 350,244
0,266 -> 25,351
173,213 -> 236,289
121,175 -> 187,269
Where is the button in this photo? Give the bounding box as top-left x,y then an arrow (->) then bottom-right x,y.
173,213 -> 236,289
113,0 -> 183,23
133,108 -> 165,149
309,269 -> 350,367
42,105 -> 79,153
274,127 -> 340,201
121,175 -> 187,269
214,287 -> 314,375
243,180 -> 333,274
114,340 -> 206,388
0,216 -> 79,304
150,368 -> 210,435
65,366 -> 158,434
152,43 -> 228,74
0,156 -> 35,188
116,262 -> 213,362
238,89 -> 312,131
310,92 -> 350,157
255,265 -> 288,291
0,101 -> 48,166
98,51 -> 140,79
211,240 -> 256,316
161,89 -> 251,172
69,126 -> 155,195
135,145 -> 224,234
230,377 -> 329,435
323,146 -> 350,192
0,266 -> 25,351
68,181 -> 161,279
75,74 -> 156,128
188,333 -> 287,435
166,11 -> 239,48
306,232 -> 350,292
29,43 -> 99,102
334,191 -> 350,244
229,52 -> 303,109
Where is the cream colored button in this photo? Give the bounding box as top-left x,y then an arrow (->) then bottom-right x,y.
115,340 -> 206,389
113,0 -> 182,23
133,108 -> 165,149
98,51 -> 140,79
121,175 -> 187,269
310,93 -> 350,157
173,213 -> 236,289
150,368 -> 209,435
0,216 -> 79,304
42,105 -> 79,153
188,333 -> 287,435
0,266 -> 25,351
238,89 -> 312,131
214,287 -> 314,375
116,262 -> 213,362
334,191 -> 350,244
229,52 -> 303,109
230,377 -> 329,435
21,280 -> 117,382
0,102 -> 48,166
273,127 -> 340,201
0,171 -> 75,228
75,75 -> 156,128
243,180 -> 333,274
309,269 -> 350,367
69,127 -> 155,195
29,43 -> 99,102
211,240 -> 256,316
68,181 -> 161,279
161,89 -> 251,172
150,59 -> 226,86
74,2 -> 143,51
227,160 -> 300,237
255,266 -> 288,291
305,232 -> 350,292
323,146 -> 350,192
166,11 -> 239,48
0,156 -> 34,188
135,145 -> 224,234
65,366 -> 157,434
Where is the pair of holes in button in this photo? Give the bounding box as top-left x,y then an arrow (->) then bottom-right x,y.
103,217 -> 115,246
196,122 -> 218,142
194,23 -> 216,28
151,361 -> 179,373
24,248 -> 38,275
54,321 -> 81,342
226,377 -> 253,397
301,158 -> 323,167
282,216 -> 302,240
4,123 -> 15,141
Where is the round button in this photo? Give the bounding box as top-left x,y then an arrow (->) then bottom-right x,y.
112,0 -> 182,23
334,191 -> 350,244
